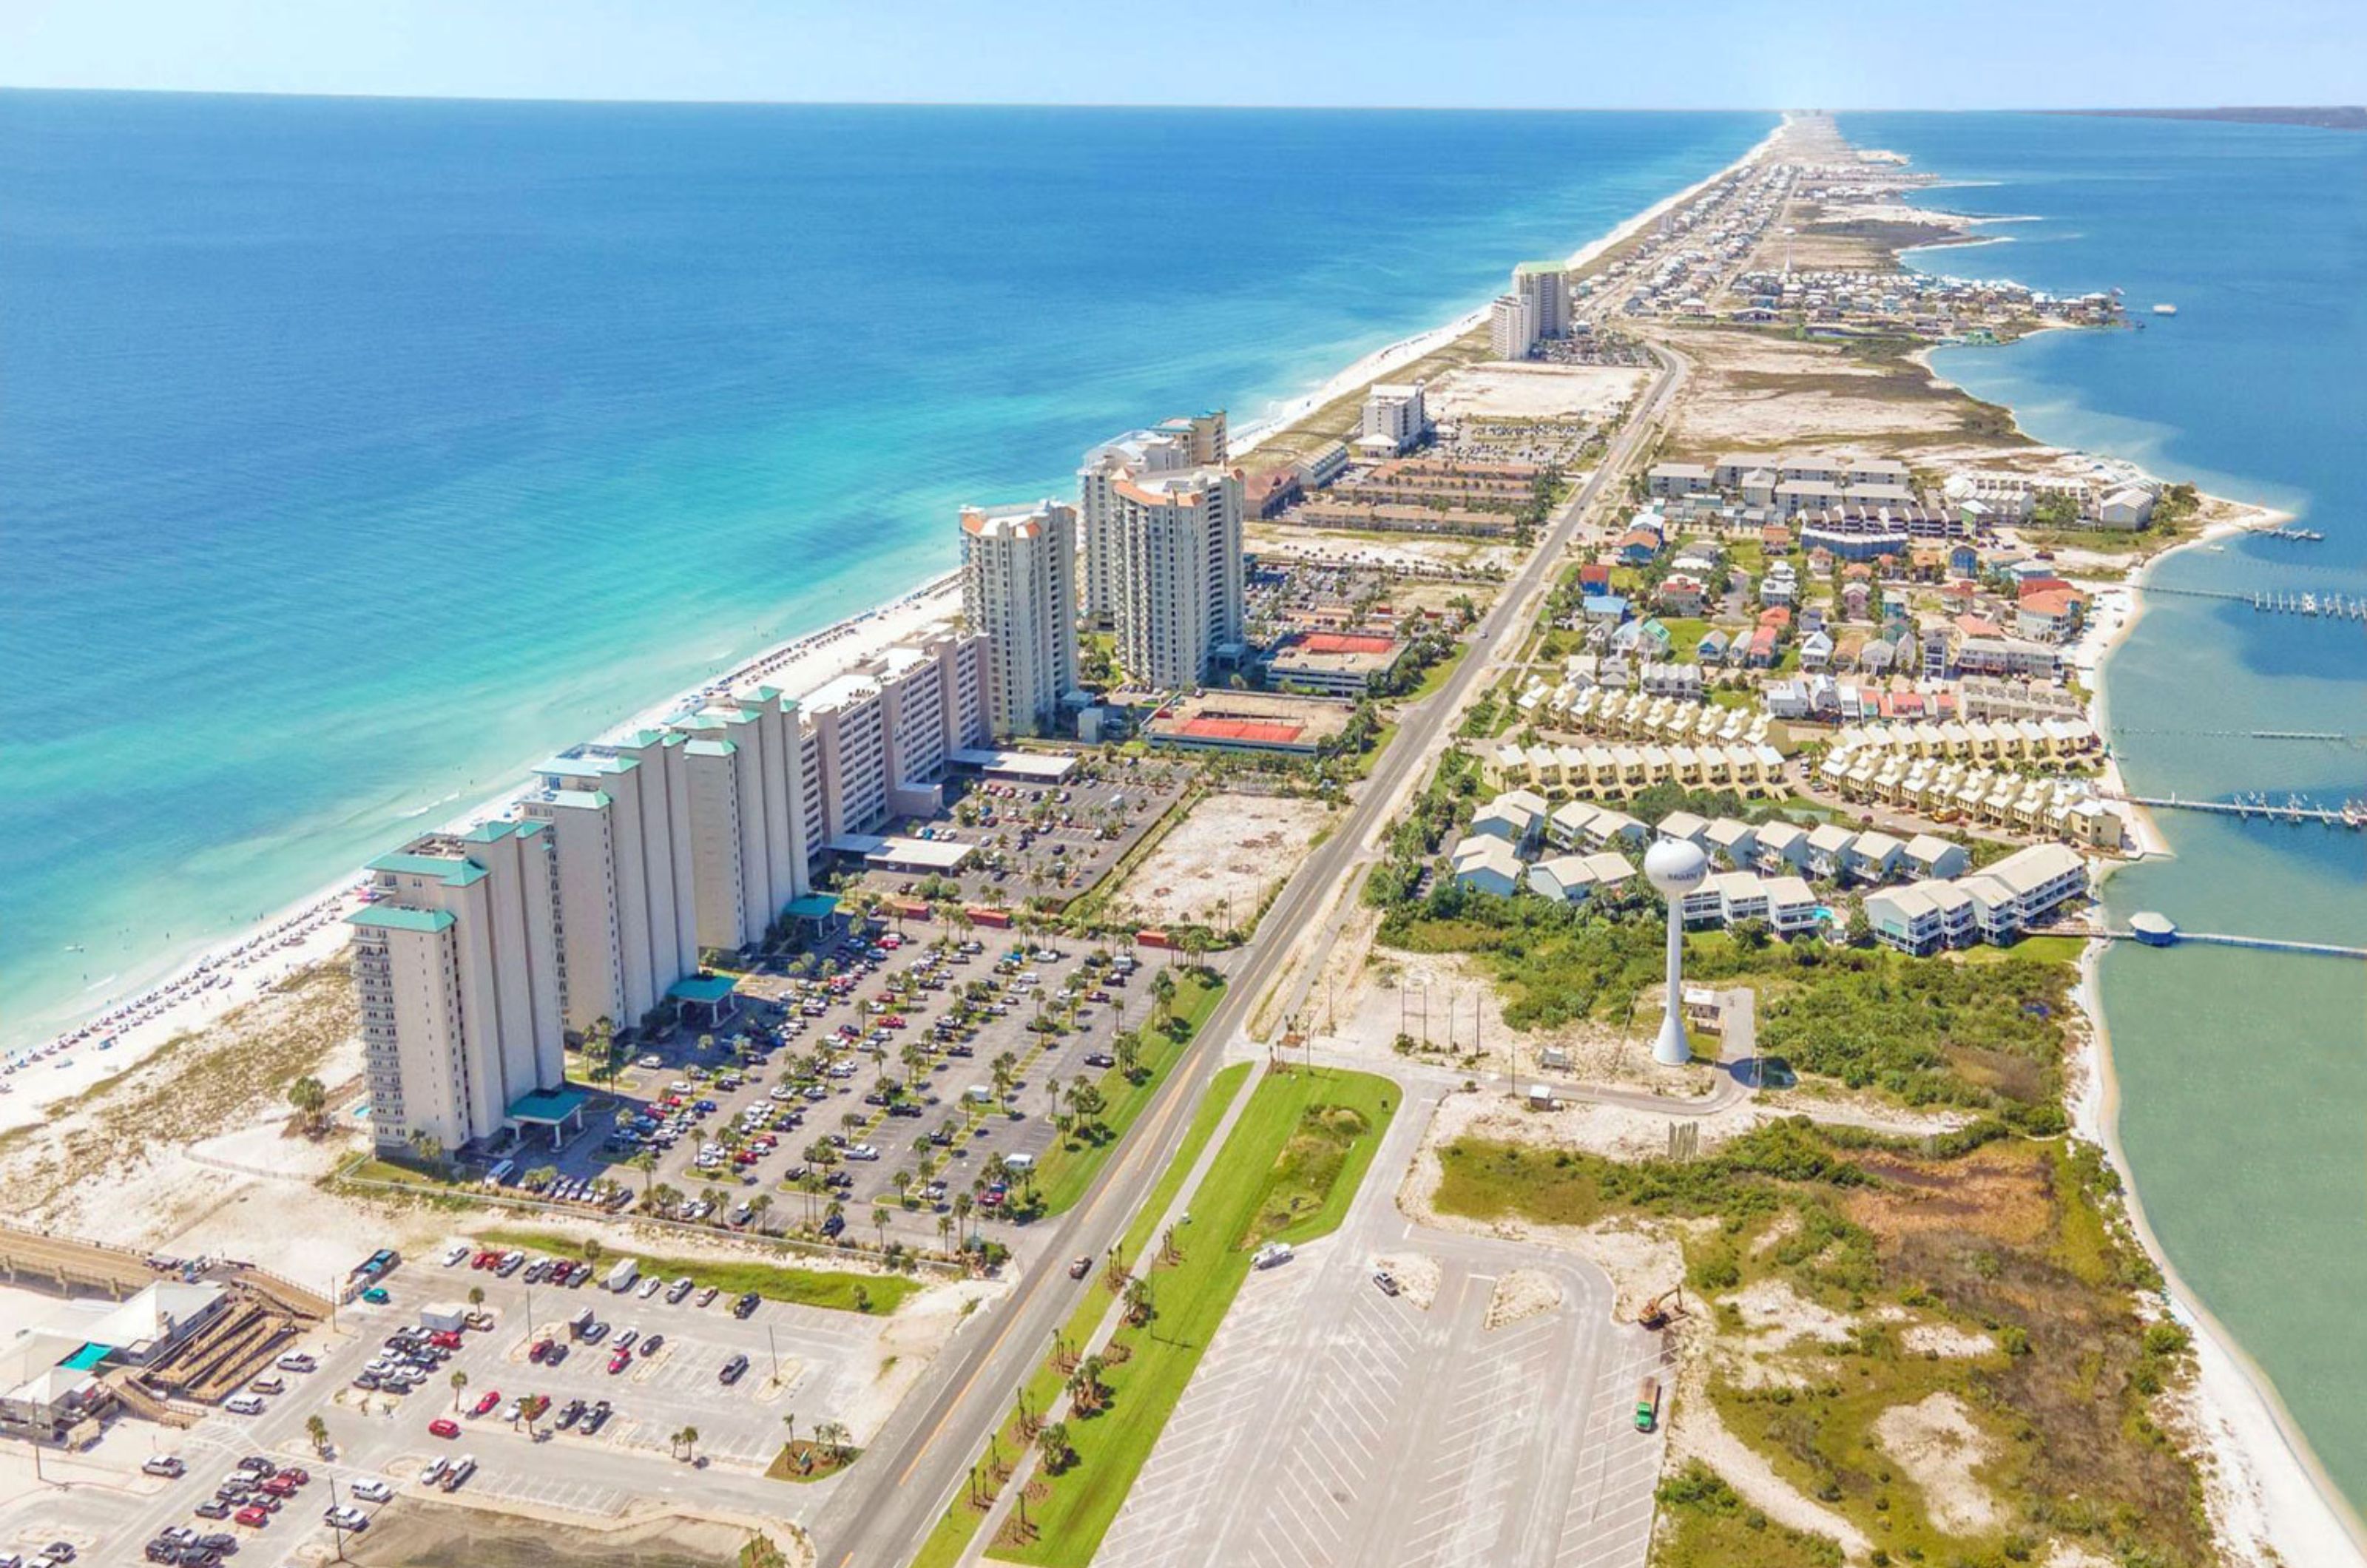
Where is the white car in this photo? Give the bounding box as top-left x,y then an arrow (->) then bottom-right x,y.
224,1393 -> 266,1416
324,1505 -> 371,1531
845,1143 -> 880,1161
348,1479 -> 393,1503
443,1243 -> 470,1266
498,1400 -> 521,1423
636,1276 -> 663,1299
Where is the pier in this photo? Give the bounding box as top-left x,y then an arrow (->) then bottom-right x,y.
2101,789 -> 2367,829
2141,583 -> 2367,621
2105,913 -> 2367,962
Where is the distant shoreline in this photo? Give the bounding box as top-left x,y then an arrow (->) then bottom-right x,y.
2050,105 -> 2366,132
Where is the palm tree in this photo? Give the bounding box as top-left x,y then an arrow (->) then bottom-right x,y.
748,1192 -> 773,1234
1122,1273 -> 1154,1327
952,1192 -> 974,1246
630,1149 -> 656,1199
873,1203 -> 891,1249
673,1425 -> 700,1462
1037,1419 -> 1073,1475
286,1075 -> 328,1135
817,1420 -> 854,1464
1151,969 -> 1177,1028
936,1212 -> 954,1252
450,1370 -> 469,1411
304,1413 -> 329,1455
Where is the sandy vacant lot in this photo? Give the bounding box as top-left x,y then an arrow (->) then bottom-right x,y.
1245,520 -> 1519,577
1427,362 -> 1647,422
1115,794 -> 1337,932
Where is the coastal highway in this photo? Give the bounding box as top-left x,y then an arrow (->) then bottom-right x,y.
808,342 -> 1690,1568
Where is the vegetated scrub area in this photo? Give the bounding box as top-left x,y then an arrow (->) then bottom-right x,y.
472,1226 -> 920,1314
1027,974 -> 1225,1217
993,1067 -> 1399,1568
908,1062 -> 1254,1568
1435,1121 -> 2212,1568
1380,867 -> 2076,1128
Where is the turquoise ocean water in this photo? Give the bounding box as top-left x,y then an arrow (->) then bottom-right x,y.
0,95 -> 1771,1048
1844,112 -> 2367,1515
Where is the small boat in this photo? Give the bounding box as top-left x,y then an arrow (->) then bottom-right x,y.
2152,303 -> 2178,317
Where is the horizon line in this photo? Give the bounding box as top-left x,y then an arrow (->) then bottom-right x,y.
1,84 -> 2359,115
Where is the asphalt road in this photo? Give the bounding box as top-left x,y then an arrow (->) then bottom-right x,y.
808,344 -> 1690,1568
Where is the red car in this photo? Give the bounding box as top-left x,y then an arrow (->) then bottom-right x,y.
260,1476 -> 297,1498
430,1329 -> 462,1349
529,1338 -> 555,1364
279,1466 -> 311,1486
607,1349 -> 632,1375
234,1506 -> 270,1529
470,1390 -> 500,1417
428,1418 -> 459,1439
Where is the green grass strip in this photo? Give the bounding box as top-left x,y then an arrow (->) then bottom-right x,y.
472,1227 -> 919,1314
1030,976 -> 1224,1217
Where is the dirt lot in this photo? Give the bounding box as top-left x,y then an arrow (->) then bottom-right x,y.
348,1499 -> 794,1568
1653,322 -> 2034,459
1112,793 -> 1339,933
1244,519 -> 1520,577
1425,362 -> 1648,422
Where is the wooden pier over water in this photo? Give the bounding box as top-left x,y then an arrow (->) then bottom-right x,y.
2101,790 -> 2367,829
2142,583 -> 2367,621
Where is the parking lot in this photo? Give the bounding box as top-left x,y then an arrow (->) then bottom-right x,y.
848,755 -> 1193,912
1093,1081 -> 1669,1568
513,928 -> 1189,1253
21,1234 -> 908,1568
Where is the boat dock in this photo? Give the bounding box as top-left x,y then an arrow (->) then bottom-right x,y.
2141,584 -> 2367,621
2104,912 -> 2367,962
2101,789 -> 2367,828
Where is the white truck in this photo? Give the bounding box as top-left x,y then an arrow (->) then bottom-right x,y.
1252,1241 -> 1294,1271
604,1257 -> 641,1293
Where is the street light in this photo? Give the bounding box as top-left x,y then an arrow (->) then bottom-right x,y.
1642,839 -> 1709,1067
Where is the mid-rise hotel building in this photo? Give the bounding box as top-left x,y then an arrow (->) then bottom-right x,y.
1077,411 -> 1226,628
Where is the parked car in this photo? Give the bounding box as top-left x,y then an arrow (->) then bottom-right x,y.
143,1456 -> 186,1478
349,1479 -> 393,1503
232,1509 -> 268,1530
469,1390 -> 499,1417
718,1353 -> 749,1385
428,1418 -> 460,1439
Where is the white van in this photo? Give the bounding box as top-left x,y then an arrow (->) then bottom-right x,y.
1002,1152 -> 1036,1175
964,1084 -> 993,1104
225,1393 -> 266,1416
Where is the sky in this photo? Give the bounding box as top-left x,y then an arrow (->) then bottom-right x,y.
3,0 -> 2363,109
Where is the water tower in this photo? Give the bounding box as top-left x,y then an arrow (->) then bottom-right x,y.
1642,838 -> 1709,1067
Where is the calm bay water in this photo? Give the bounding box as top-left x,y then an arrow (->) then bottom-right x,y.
1844,112 -> 2367,1513
0,95 -> 1771,1049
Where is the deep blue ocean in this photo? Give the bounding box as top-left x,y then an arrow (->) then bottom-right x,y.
0,95 -> 1771,1047
1845,112 -> 2367,1515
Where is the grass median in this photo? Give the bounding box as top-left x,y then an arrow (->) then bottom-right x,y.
473,1227 -> 919,1314
994,1064 -> 1399,1568
908,1060 -> 1252,1568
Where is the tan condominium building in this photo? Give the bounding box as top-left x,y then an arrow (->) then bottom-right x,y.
1111,465 -> 1246,692
802,629 -> 993,842
961,500 -> 1079,738
350,822 -> 567,1155
524,731 -> 702,1036
670,688 -> 814,957
1077,410 -> 1226,628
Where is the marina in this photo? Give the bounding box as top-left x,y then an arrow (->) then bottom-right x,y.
2138,582 -> 2367,619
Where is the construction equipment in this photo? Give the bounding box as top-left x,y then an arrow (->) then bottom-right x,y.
1638,1286 -> 1689,1331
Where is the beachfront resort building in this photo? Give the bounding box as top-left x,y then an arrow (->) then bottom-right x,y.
1110,466 -> 1247,691
960,501 -> 1079,738
669,688 -> 817,956
524,733 -> 703,1036
803,632 -> 994,839
350,824 -> 570,1155
1360,381 -> 1428,456
1490,262 -> 1571,361
1077,412 -> 1226,628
